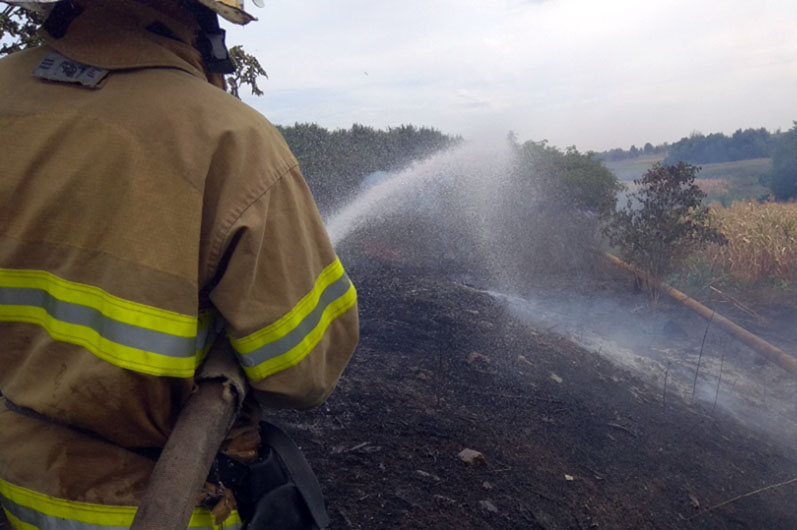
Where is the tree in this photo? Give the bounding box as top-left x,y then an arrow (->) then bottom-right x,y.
762,122 -> 797,201
605,162 -> 726,303
516,141 -> 621,218
1,5 -> 43,55
664,127 -> 774,165
225,45 -> 267,98
278,123 -> 461,212
0,5 -> 266,98
502,140 -> 621,277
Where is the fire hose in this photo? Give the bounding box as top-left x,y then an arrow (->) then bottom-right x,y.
603,252 -> 797,377
130,342 -> 330,530
130,343 -> 245,530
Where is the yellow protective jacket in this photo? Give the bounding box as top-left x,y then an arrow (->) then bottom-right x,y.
0,1 -> 358,528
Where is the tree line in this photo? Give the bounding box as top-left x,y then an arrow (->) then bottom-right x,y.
279,123 -> 461,212
598,125 -> 797,201
597,127 -> 780,165
663,128 -> 774,165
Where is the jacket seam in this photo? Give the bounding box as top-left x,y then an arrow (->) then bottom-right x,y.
0,233 -> 198,289
205,161 -> 299,283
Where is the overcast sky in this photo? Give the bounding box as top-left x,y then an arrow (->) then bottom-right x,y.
226,0 -> 797,152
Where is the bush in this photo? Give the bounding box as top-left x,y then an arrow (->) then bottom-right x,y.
605,162 -> 726,301
515,141 -> 621,218
498,140 -> 621,279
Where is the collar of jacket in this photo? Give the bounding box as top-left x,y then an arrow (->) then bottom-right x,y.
40,0 -> 209,82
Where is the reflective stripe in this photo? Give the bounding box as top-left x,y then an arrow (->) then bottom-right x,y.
230,258 -> 357,381
0,268 -> 209,378
0,269 -> 196,336
0,288 -> 197,356
0,479 -> 242,530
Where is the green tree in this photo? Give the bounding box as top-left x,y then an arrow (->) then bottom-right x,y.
762,122 -> 797,201
605,162 -> 726,302
279,123 -> 461,212
502,140 -> 621,277
515,141 -> 620,218
1,5 -> 43,55
225,45 -> 267,98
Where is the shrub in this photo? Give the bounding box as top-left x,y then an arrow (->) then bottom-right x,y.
605,162 -> 726,301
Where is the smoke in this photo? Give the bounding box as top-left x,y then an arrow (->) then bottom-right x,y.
488,285 -> 797,445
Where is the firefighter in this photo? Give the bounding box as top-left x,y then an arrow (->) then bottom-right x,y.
0,0 -> 359,528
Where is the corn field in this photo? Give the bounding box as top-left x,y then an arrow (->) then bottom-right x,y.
701,201 -> 797,284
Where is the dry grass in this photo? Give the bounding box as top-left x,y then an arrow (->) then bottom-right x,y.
702,201 -> 797,284
694,178 -> 730,197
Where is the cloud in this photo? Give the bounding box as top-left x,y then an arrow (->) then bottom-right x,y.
228,0 -> 797,150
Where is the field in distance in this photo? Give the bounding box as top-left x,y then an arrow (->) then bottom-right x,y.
606,156 -> 771,203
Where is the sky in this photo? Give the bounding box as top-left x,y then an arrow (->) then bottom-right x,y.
225,0 -> 797,152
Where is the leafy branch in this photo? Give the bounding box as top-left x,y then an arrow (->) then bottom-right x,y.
0,5 -> 43,56
225,45 -> 267,98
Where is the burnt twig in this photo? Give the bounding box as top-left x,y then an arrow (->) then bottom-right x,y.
689,477 -> 797,519
663,361 -> 671,416
712,350 -> 726,413
607,422 -> 638,437
692,312 -> 714,404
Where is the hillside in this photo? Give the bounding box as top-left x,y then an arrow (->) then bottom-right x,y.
267,256 -> 797,529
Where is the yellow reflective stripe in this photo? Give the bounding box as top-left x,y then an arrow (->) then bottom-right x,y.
0,306 -> 205,378
3,509 -> 37,530
228,257 -> 357,381
0,268 -> 196,337
0,477 -> 135,527
230,258 -> 347,354
0,268 -> 214,378
0,479 -> 241,530
241,281 -> 356,381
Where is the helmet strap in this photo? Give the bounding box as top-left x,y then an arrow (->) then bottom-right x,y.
191,4 -> 235,74
42,0 -> 83,39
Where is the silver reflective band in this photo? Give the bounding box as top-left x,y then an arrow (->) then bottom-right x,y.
0,491 -> 242,530
0,287 -> 199,357
236,273 -> 353,367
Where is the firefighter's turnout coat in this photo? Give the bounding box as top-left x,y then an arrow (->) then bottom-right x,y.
0,1 -> 359,528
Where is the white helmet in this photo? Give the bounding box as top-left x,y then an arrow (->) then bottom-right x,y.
3,0 -> 261,25
196,0 -> 260,25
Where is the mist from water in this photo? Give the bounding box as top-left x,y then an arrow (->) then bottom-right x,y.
326,139 -> 513,248
326,139 -> 797,446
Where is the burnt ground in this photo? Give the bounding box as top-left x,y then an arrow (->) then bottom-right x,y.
270,259 -> 797,530
2,260 -> 795,530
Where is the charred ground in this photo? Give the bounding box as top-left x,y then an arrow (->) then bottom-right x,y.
270,258 -> 797,530
3,259 -> 794,530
